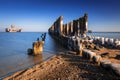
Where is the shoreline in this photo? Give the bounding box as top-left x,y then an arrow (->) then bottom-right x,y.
0,54 -> 55,80
3,48 -> 120,80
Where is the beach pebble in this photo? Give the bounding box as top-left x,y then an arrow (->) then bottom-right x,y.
72,36 -> 75,39
82,34 -> 87,38
100,60 -> 111,69
100,37 -> 105,45
113,39 -> 119,47
116,40 -> 120,47
82,49 -> 96,60
82,49 -> 88,58
94,45 -> 100,50
110,63 -> 120,76
108,38 -> 114,46
87,51 -> 96,61
88,37 -> 93,43
96,36 -> 100,40
105,38 -> 109,41
93,55 -> 102,64
104,38 -> 109,44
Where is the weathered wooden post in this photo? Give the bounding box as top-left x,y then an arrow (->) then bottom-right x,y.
28,40 -> 44,56
33,40 -> 44,55
81,18 -> 84,37
70,22 -> 73,35
62,24 -> 65,35
79,40 -> 83,56
73,20 -> 78,36
76,39 -> 83,56
28,33 -> 46,56
54,22 -> 57,35
93,55 -> 102,66
83,13 -> 88,37
59,16 -> 63,36
68,22 -> 71,35
66,23 -> 69,35
77,20 -> 80,36
68,22 -> 73,36
41,33 -> 46,41
65,24 -> 67,36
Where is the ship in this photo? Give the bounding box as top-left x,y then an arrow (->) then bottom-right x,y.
5,25 -> 22,32
88,30 -> 92,33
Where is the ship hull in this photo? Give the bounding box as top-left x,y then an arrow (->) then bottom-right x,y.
5,26 -> 22,32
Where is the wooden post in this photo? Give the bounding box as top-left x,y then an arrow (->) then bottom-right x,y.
59,16 -> 63,35
33,41 -> 44,55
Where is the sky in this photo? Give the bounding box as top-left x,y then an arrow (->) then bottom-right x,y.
0,0 -> 120,32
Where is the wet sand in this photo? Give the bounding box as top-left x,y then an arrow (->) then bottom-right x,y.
3,50 -> 120,80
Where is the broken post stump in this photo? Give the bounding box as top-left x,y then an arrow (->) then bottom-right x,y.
33,41 -> 44,55
27,48 -> 33,55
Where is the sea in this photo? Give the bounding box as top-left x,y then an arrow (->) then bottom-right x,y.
87,32 -> 120,39
0,32 -> 66,78
0,32 -> 120,78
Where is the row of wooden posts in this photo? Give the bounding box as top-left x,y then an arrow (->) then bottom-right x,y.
49,13 -> 88,37
48,14 -> 89,56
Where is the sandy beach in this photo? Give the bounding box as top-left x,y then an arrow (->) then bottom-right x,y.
3,48 -> 120,80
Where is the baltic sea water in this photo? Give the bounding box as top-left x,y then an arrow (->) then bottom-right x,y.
0,32 -> 120,78
0,32 -> 66,78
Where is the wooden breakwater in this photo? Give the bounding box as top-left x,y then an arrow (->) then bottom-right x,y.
49,13 -> 88,37
48,13 -> 88,50
48,14 -> 120,76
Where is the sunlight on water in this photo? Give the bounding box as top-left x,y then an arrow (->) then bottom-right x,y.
0,32 -> 120,77
0,32 -> 66,78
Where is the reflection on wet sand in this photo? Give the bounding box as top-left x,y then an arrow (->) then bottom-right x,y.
32,54 -> 43,64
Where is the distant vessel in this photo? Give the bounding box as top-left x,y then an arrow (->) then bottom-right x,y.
5,25 -> 22,32
88,30 -> 92,33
